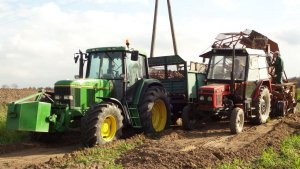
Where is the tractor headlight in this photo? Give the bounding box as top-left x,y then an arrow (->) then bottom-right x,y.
207,96 -> 212,101
63,95 -> 74,100
200,96 -> 204,101
54,95 -> 61,100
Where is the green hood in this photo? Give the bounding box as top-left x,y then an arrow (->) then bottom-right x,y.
54,79 -> 112,90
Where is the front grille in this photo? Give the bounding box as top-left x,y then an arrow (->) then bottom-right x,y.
199,94 -> 213,106
54,86 -> 71,95
54,86 -> 73,107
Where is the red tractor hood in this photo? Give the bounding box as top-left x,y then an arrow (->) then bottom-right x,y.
199,84 -> 230,92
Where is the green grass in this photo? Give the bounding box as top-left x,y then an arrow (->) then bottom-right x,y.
51,139 -> 144,169
217,159 -> 249,169
254,133 -> 300,168
217,132 -> 300,169
0,103 -> 29,144
297,88 -> 300,101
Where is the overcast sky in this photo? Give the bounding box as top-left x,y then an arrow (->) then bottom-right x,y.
0,0 -> 299,87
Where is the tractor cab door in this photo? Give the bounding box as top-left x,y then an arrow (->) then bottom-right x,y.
124,53 -> 147,103
125,53 -> 147,88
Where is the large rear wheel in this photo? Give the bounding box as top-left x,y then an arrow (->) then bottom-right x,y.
252,86 -> 271,124
138,86 -> 171,133
81,103 -> 123,147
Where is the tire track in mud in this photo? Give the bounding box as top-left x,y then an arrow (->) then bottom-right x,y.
0,114 -> 299,169
0,89 -> 77,169
0,145 -> 79,169
117,114 -> 300,169
0,132 -> 81,169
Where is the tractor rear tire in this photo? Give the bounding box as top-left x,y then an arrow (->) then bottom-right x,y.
81,103 -> 123,147
230,107 -> 244,134
182,105 -> 197,130
252,86 -> 271,124
138,86 -> 171,134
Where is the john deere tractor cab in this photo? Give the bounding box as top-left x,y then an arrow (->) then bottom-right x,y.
182,29 -> 297,133
7,44 -> 171,147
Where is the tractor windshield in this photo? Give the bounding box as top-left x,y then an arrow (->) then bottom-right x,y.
207,55 -> 246,80
86,51 -> 123,79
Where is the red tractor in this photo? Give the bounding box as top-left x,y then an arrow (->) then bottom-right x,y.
182,30 -> 297,133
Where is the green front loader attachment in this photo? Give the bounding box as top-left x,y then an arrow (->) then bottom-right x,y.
6,91 -> 51,132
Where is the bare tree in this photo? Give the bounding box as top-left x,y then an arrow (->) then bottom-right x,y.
2,84 -> 9,88
11,83 -> 18,89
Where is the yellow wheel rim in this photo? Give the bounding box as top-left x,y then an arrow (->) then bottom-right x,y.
100,115 -> 117,141
151,99 -> 167,132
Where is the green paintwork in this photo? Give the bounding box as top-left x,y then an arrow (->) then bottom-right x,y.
7,101 -> 51,132
54,79 -> 112,110
148,55 -> 206,102
51,79 -> 113,131
6,46 -> 160,134
6,78 -> 114,133
86,46 -> 126,53
86,46 -> 147,56
6,90 -> 51,132
187,72 -> 205,100
125,79 -> 162,128
148,55 -> 186,66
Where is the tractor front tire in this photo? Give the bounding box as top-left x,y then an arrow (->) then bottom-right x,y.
182,105 -> 197,130
138,86 -> 171,134
252,86 -> 271,124
230,107 -> 244,134
81,103 -> 123,147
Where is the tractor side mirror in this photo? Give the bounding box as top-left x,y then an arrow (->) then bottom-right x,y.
131,51 -> 139,61
74,55 -> 79,63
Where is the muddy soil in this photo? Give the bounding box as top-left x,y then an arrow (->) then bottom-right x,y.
0,132 -> 81,169
0,145 -> 78,169
0,88 -> 37,103
0,113 -> 299,169
117,113 -> 300,169
1,89 -> 299,168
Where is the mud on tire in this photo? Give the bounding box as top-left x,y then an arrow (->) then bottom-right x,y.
182,104 -> 197,130
138,86 -> 171,134
252,86 -> 271,124
81,103 -> 123,147
230,107 -> 244,134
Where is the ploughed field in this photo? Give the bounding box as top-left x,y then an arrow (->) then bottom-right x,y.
0,88 -> 37,103
0,88 -> 299,168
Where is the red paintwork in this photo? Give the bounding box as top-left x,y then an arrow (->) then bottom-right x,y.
200,84 -> 230,92
198,83 -> 231,109
252,80 -> 272,100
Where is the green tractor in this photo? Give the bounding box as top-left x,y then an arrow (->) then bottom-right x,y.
6,45 -> 171,147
